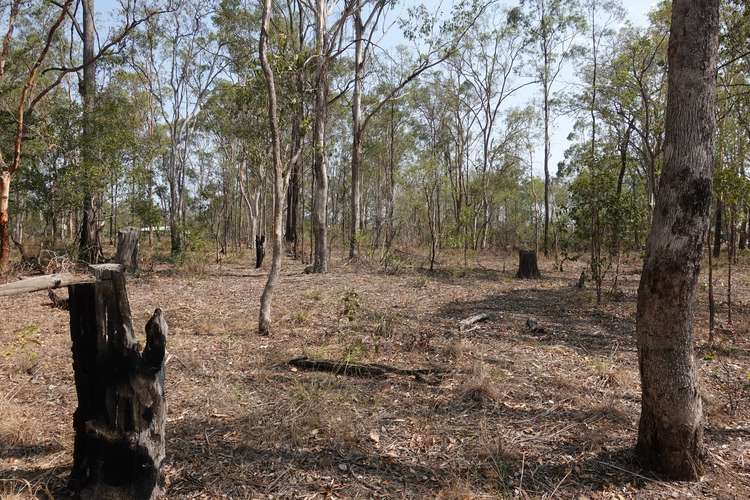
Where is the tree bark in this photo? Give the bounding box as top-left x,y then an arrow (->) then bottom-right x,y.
68,265 -> 167,499
635,0 -> 719,480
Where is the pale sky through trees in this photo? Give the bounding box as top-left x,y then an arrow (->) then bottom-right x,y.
94,0 -> 659,178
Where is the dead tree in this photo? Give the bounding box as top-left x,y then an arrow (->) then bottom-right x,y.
255,234 -> 265,269
67,264 -> 167,498
516,250 -> 541,279
0,265 -> 167,498
116,227 -> 140,272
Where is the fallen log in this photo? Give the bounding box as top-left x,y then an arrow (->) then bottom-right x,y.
459,313 -> 490,332
287,356 -> 449,382
0,273 -> 96,297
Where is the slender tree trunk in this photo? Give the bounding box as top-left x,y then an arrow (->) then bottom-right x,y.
707,210 -> 715,345
78,0 -> 100,264
258,0 -> 287,335
635,0 -> 719,480
349,1 -> 363,259
542,69 -> 550,257
311,0 -> 328,272
712,198 -> 722,257
0,171 -> 9,273
286,68 -> 304,257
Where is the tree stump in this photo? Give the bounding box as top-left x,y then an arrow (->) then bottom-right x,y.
255,234 -> 266,269
516,250 -> 541,279
116,228 -> 140,272
68,264 -> 167,499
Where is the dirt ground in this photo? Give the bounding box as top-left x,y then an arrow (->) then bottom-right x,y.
1,248 -> 748,499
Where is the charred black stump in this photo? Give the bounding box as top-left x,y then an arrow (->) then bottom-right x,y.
68,264 -> 167,499
515,250 -> 541,279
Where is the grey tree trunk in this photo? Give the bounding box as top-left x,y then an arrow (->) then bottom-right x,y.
258,0 -> 292,335
349,2 -> 363,260
311,0 -> 328,273
635,0 -> 719,480
78,0 -> 100,264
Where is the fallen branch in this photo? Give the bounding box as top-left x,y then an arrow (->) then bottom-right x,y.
459,313 -> 490,332
287,356 -> 450,382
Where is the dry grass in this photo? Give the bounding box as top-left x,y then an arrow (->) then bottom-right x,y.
1,248 -> 749,498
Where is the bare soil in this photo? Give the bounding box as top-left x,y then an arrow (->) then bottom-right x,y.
1,249 -> 748,499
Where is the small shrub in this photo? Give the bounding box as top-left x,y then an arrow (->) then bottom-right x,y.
340,290 -> 360,322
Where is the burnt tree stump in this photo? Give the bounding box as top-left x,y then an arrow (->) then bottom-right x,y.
255,234 -> 266,269
116,228 -> 140,272
516,250 -> 541,279
68,264 -> 167,499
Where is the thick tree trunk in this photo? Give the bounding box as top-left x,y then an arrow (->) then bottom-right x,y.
0,170 -> 10,273
116,228 -> 140,272
68,265 -> 167,499
635,0 -> 719,480
516,250 -> 541,279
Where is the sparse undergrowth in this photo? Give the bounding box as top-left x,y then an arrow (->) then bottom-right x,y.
0,250 -> 748,498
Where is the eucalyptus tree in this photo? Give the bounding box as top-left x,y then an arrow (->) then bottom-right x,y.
635,0 -> 719,479
520,0 -> 583,256
347,0 -> 491,259
129,0 -> 229,256
451,6 -> 533,250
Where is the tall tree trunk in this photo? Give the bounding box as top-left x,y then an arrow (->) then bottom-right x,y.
258,0 -> 288,335
542,65 -> 550,257
78,0 -> 100,264
349,1 -> 363,259
286,62 -> 304,257
311,0 -> 328,273
635,0 -> 719,480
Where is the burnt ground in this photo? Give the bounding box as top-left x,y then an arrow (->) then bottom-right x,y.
1,248 -> 748,499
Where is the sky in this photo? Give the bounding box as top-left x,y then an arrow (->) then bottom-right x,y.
94,0 -> 661,177
374,0 -> 662,177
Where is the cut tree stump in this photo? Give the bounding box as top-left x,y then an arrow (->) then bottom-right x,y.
516,250 -> 541,279
116,227 -> 140,272
68,264 -> 167,499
